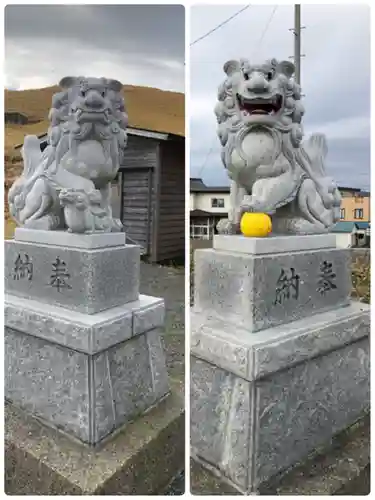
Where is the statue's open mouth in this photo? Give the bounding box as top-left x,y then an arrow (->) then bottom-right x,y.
75,108 -> 110,123
237,94 -> 283,115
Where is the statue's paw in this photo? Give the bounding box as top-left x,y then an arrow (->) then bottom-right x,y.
87,189 -> 102,204
14,193 -> 26,210
240,197 -> 273,215
216,218 -> 238,235
111,218 -> 123,233
239,194 -> 255,213
25,214 -> 60,231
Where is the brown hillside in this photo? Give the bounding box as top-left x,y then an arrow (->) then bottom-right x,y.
5,83 -> 185,150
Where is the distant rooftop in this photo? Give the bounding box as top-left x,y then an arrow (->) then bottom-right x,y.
190,178 -> 229,193
190,178 -> 370,195
333,221 -> 370,233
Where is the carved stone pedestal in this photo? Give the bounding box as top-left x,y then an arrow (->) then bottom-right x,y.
190,235 -> 370,494
5,229 -> 170,446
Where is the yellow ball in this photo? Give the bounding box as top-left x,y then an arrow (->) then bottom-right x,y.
240,212 -> 272,237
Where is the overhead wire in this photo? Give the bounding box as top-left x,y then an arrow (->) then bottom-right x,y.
197,135 -> 220,179
251,5 -> 278,59
190,5 -> 251,47
197,6 -> 278,181
193,6 -> 252,180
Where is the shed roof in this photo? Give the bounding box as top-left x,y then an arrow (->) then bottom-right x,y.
5,110 -> 29,118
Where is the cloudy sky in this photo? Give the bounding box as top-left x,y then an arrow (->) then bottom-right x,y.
190,4 -> 371,190
4,4 -> 185,92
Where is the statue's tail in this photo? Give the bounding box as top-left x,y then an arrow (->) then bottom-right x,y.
21,135 -> 43,178
301,133 -> 328,179
8,135 -> 42,207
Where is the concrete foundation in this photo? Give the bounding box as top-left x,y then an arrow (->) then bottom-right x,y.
5,385 -> 184,495
191,413 -> 370,495
190,235 -> 370,494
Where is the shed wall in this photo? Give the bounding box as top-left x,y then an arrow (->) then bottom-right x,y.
120,135 -> 158,255
155,139 -> 185,261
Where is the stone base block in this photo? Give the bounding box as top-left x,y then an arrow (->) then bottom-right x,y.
194,243 -> 351,333
14,227 -> 127,249
5,293 -> 169,445
5,385 -> 184,495
190,302 -> 370,494
213,233 -> 337,255
5,239 -> 140,314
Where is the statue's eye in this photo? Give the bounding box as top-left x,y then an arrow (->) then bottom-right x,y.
243,72 -> 249,81
81,89 -> 86,97
266,71 -> 274,81
101,91 -> 105,97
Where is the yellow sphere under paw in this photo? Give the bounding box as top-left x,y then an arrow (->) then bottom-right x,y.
240,212 -> 272,237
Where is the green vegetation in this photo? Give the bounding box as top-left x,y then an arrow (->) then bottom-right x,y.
351,253 -> 371,304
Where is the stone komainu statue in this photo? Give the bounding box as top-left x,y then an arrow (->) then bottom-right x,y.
8,77 -> 128,233
214,58 -> 341,235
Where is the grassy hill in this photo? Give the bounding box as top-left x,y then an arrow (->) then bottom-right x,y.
5,83 -> 185,152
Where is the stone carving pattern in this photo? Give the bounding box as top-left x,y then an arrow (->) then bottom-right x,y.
214,58 -> 341,235
8,77 -> 128,233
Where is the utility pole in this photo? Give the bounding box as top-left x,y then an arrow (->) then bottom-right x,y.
289,4 -> 305,87
294,5 -> 301,85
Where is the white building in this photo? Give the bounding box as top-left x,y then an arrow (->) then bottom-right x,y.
190,178 -> 370,248
190,178 -> 229,239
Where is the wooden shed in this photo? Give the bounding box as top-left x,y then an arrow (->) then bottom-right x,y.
5,111 -> 29,125
9,84 -> 185,263
112,128 -> 185,262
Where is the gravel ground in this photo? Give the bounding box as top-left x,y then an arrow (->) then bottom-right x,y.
139,262 -> 186,495
140,262 -> 185,380
163,470 -> 185,495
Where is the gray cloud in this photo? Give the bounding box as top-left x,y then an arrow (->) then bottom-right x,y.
5,4 -> 185,92
190,4 -> 370,190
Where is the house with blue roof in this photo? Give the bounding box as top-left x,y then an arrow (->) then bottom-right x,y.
332,221 -> 370,248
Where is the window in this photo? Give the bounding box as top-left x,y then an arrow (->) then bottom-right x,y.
190,223 -> 210,240
340,208 -> 345,220
354,208 -> 364,219
211,198 -> 225,208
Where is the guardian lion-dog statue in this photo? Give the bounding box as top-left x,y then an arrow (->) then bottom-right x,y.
8,77 -> 128,233
214,58 -> 341,235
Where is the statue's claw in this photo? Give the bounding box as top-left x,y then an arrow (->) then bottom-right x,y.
240,195 -> 274,215
216,218 -> 239,235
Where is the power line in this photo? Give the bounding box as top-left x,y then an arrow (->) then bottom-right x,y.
251,5 -> 278,59
190,5 -> 252,47
198,6 -> 276,180
198,135 -> 218,178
